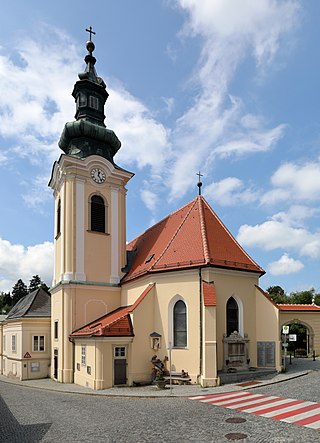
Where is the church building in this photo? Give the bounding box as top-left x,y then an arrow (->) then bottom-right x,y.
48,33 -> 283,390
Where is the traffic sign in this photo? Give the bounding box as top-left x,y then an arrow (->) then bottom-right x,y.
282,325 -> 289,334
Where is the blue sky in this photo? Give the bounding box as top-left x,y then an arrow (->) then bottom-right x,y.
0,0 -> 320,295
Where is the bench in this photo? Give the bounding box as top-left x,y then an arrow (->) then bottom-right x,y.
163,375 -> 191,385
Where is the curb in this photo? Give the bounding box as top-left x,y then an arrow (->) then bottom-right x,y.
0,370 -> 312,398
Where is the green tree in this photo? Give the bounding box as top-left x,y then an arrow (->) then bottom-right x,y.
266,285 -> 289,304
28,275 -> 42,293
28,275 -> 50,293
12,279 -> 28,305
314,293 -> 320,306
289,289 -> 314,304
0,292 -> 13,313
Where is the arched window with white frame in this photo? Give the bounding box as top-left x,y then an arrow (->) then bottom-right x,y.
226,296 -> 239,336
90,194 -> 107,233
173,300 -> 187,347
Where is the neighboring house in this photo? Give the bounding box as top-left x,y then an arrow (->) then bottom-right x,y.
0,288 -> 51,380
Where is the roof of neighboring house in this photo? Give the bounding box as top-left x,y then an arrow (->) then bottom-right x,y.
6,288 -> 51,320
277,304 -> 320,312
123,196 -> 264,283
70,284 -> 155,338
203,281 -> 216,306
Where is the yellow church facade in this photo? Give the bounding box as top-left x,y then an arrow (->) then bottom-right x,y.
45,34 -> 320,390
1,35 -> 320,389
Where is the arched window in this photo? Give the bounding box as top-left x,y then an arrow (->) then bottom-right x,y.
90,195 -> 106,233
56,199 -> 61,237
226,297 -> 239,336
173,300 -> 187,347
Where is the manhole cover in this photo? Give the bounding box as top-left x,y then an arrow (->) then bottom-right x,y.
225,417 -> 247,423
225,433 -> 248,441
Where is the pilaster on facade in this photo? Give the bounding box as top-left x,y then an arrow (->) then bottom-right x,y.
110,186 -> 120,284
75,177 -> 86,282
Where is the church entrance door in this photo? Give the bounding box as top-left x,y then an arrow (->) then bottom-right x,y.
114,346 -> 127,385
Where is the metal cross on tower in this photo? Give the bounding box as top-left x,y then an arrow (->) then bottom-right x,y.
196,171 -> 203,196
86,26 -> 96,41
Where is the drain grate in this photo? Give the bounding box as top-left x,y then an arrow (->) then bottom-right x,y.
225,433 -> 248,441
225,417 -> 247,424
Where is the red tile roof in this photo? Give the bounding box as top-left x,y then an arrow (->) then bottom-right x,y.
203,281 -> 216,306
277,304 -> 320,312
70,284 -> 155,337
123,196 -> 264,283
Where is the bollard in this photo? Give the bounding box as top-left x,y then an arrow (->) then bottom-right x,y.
289,353 -> 292,365
313,350 -> 316,361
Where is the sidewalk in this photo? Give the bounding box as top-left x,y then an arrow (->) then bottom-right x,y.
1,357 -> 319,398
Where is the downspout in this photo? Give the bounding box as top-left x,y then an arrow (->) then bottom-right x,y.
199,267 -> 203,382
69,336 -> 75,383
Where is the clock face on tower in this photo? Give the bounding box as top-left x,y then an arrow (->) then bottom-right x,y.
91,168 -> 106,184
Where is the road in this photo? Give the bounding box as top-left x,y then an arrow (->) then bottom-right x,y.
1,373 -> 320,442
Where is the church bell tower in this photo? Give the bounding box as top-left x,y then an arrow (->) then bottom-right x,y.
49,29 -> 133,383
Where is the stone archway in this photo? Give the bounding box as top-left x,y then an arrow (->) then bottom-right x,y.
281,319 -> 314,357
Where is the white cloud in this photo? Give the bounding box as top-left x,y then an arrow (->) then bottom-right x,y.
108,85 -> 171,175
162,97 -> 175,115
0,6 -> 301,214
140,189 -> 158,212
177,0 -> 300,65
262,162 -> 320,205
0,30 -> 78,154
167,0 -> 299,200
238,212 -> 320,259
272,205 -> 320,227
204,177 -> 258,206
0,238 -> 54,292
22,175 -> 52,209
268,253 -> 304,275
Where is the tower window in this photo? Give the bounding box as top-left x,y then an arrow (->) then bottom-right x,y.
56,199 -> 61,237
89,95 -> 100,110
78,93 -> 87,107
226,297 -> 239,336
173,300 -> 187,347
90,195 -> 106,233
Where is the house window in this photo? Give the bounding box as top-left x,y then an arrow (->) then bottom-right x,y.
89,95 -> 100,110
33,336 -> 45,352
54,321 -> 58,340
114,346 -> 126,358
81,345 -> 86,367
11,335 -> 16,353
56,199 -> 61,237
90,195 -> 106,233
173,300 -> 187,347
226,297 -> 239,336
